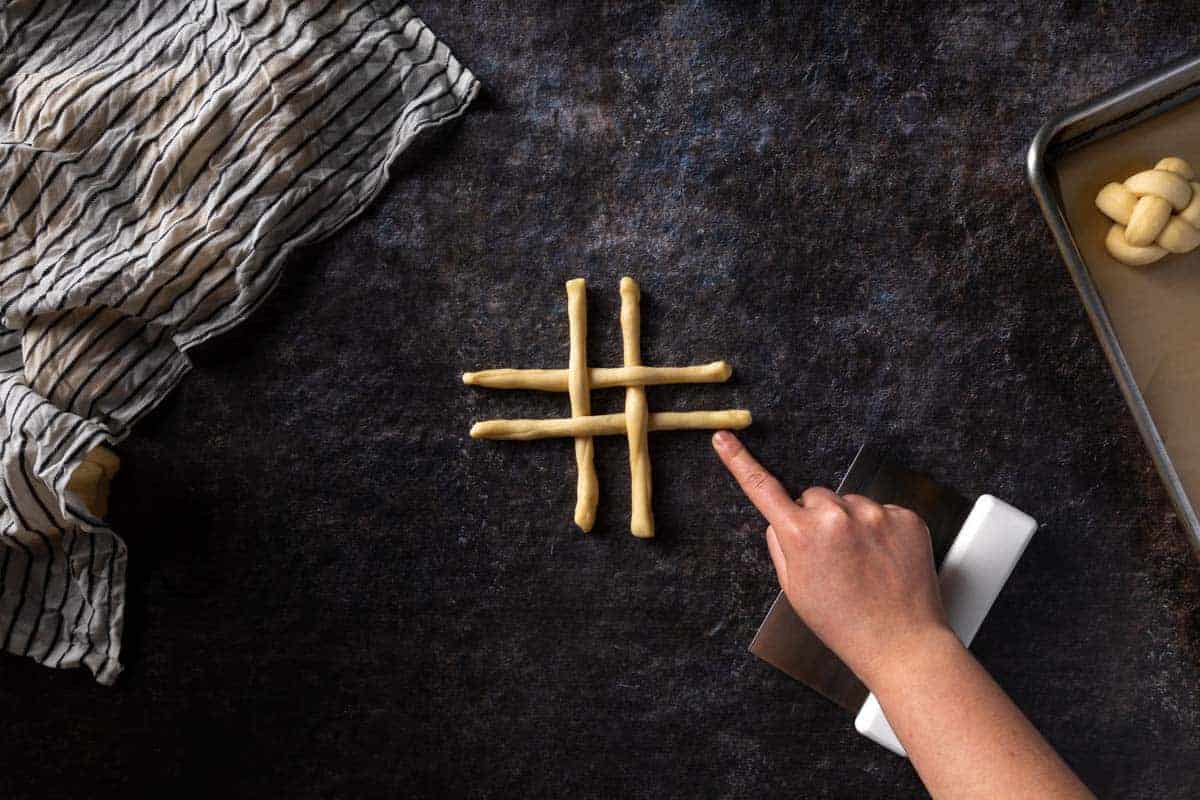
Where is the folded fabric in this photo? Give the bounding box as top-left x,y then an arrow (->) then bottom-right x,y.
0,0 -> 478,683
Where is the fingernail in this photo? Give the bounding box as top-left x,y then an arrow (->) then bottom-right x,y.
712,430 -> 734,452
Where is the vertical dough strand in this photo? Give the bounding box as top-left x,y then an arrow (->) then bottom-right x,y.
620,277 -> 654,538
566,279 -> 599,532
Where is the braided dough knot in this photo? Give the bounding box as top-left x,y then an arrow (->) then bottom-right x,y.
1096,157 -> 1200,265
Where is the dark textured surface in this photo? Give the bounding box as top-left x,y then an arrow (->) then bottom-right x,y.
3,2 -> 1200,798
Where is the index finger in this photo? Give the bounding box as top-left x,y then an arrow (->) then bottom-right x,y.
712,431 -> 798,529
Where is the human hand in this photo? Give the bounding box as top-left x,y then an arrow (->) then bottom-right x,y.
713,431 -> 955,686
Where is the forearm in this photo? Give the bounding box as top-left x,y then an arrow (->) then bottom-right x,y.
866,627 -> 1094,800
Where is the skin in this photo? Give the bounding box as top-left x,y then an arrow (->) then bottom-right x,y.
712,431 -> 1094,800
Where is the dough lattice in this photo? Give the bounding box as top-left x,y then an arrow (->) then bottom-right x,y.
464,277 -> 751,537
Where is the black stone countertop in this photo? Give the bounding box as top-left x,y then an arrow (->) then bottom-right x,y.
3,2 -> 1198,798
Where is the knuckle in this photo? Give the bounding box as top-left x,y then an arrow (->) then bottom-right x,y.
858,504 -> 885,525
745,471 -> 770,491
887,506 -> 929,535
801,486 -> 831,504
845,494 -> 883,518
818,504 -> 850,528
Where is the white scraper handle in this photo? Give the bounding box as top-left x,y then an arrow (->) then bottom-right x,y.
854,494 -> 1038,756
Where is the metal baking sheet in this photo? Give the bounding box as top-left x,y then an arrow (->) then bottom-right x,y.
1028,53 -> 1200,557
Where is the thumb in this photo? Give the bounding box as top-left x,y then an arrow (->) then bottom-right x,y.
765,524 -> 789,588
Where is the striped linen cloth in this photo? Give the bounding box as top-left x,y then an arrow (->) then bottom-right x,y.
0,0 -> 477,683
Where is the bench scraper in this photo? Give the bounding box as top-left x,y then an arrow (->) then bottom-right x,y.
748,443 -> 1038,757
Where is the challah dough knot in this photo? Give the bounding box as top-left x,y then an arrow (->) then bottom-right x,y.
1096,156 -> 1200,266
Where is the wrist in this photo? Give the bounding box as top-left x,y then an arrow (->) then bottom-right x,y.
857,622 -> 964,694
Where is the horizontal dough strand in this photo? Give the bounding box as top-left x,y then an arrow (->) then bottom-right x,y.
462,361 -> 732,391
470,409 -> 752,440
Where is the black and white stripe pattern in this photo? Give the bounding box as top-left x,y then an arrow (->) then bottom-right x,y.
0,0 -> 477,683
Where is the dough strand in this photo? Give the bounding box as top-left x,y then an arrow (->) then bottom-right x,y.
462,361 -> 732,391
470,410 -> 752,440
566,279 -> 599,532
620,277 -> 653,538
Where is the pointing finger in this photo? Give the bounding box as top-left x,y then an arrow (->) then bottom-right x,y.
712,431 -> 797,530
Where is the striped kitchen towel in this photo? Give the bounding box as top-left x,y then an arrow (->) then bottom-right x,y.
0,0 -> 478,683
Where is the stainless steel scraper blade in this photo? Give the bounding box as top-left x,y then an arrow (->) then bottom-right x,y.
747,443 -> 972,712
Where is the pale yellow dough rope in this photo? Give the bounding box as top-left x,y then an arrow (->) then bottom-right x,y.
470,410 -> 752,440
620,277 -> 653,538
566,279 -> 599,532
462,361 -> 732,391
